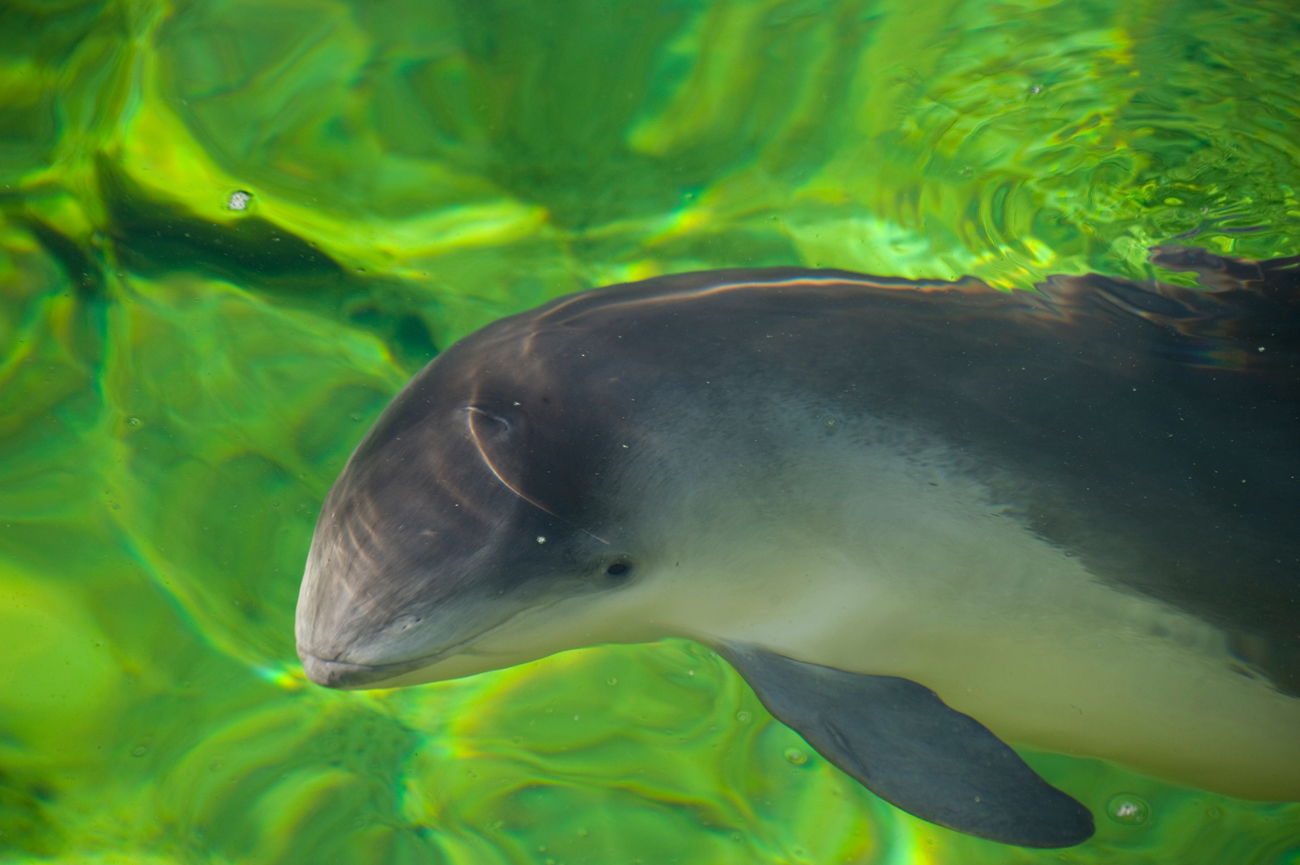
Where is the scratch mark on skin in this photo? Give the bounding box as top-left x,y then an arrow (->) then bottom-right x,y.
464,405 -> 611,546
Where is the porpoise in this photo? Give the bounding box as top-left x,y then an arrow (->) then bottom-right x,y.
295,246 -> 1300,848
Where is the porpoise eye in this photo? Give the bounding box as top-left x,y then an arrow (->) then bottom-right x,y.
605,561 -> 632,578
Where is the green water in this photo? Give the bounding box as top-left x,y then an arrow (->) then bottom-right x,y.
2,0 -> 1299,862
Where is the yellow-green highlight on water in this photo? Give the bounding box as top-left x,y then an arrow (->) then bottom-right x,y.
0,0 -> 1297,862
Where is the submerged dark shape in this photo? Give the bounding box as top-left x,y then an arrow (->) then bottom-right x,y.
296,247 -> 1300,848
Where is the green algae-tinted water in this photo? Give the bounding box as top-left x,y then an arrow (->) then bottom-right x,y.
2,0 -> 1299,862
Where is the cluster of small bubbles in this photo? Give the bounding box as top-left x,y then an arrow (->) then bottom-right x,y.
735,711 -> 752,724
226,190 -> 252,211
784,747 -> 808,766
1106,794 -> 1151,825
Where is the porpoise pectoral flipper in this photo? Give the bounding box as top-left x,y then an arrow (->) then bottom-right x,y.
717,642 -> 1095,848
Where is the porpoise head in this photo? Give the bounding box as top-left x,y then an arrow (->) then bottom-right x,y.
295,308 -> 673,689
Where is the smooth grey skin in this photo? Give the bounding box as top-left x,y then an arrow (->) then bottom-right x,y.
296,246 -> 1300,847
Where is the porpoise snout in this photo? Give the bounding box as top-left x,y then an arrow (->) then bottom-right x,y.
299,653 -> 374,688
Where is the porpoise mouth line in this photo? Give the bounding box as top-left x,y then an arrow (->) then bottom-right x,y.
303,629 -> 494,680
301,639 -> 499,689
301,653 -> 423,685
301,598 -> 564,684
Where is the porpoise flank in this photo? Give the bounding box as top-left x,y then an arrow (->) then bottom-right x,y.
296,246 -> 1300,848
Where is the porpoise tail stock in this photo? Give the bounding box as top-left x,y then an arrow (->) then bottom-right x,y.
296,246 -> 1300,848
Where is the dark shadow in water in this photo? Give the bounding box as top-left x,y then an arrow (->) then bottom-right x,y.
89,154 -> 440,373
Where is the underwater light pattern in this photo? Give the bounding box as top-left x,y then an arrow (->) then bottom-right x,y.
1,0 -> 1299,862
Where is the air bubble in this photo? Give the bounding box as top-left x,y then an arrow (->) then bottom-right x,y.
735,711 -> 751,723
1107,794 -> 1151,825
784,748 -> 808,766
